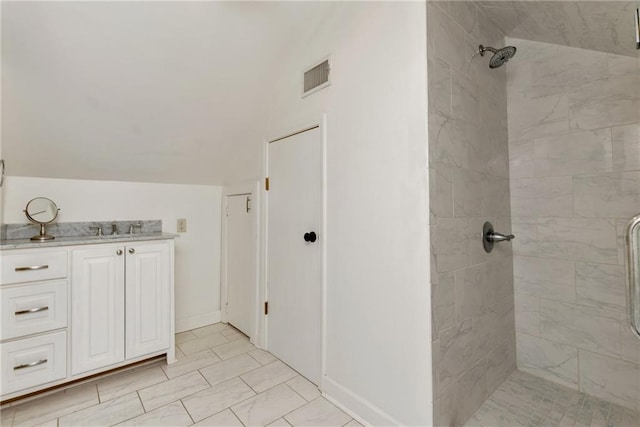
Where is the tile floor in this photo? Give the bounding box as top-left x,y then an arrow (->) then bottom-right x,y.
465,370 -> 640,427
0,323 -> 361,427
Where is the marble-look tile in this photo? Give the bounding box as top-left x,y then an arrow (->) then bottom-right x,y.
455,263 -> 500,319
178,332 -> 230,355
161,349 -> 221,379
433,217 -> 470,273
480,175 -> 510,218
534,129 -> 612,177
432,272 -> 456,333
472,302 -> 514,364
452,68 -> 480,125
507,93 -> 568,141
511,221 -> 537,256
248,349 -> 278,366
509,141 -> 535,179
211,338 -> 256,360
429,111 -> 472,169
575,262 -> 626,310
192,322 -> 231,338
115,401 -> 192,427
513,256 -> 575,302
569,74 -> 640,131
182,377 -> 255,422
430,162 -> 454,219
620,322 -> 640,364
516,333 -> 578,390
285,397 -> 351,426
616,219 -> 628,266
486,338 -> 516,395
428,3 -> 466,71
138,371 -> 209,412
192,408 -> 243,426
612,123 -> 640,172
58,392 -> 144,426
428,57 -> 452,115
286,376 -> 321,402
540,299 -> 621,358
199,353 -> 260,386
97,365 -> 167,403
514,293 -> 540,336
510,176 -> 573,217
448,1 -> 478,38
240,360 -> 298,393
437,382 -> 459,427
608,54 -> 640,76
457,359 -> 489,423
576,171 -> 640,219
12,383 -> 99,426
537,218 -> 618,264
439,318 -> 474,390
579,350 -> 640,411
529,45 -> 608,98
175,330 -> 198,345
231,384 -> 306,427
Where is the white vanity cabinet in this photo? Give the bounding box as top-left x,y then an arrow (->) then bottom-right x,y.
71,241 -> 172,375
0,236 -> 175,401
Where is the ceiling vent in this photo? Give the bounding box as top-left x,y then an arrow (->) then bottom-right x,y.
303,58 -> 330,97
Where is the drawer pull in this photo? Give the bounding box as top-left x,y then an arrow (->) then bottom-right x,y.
13,359 -> 48,370
15,306 -> 49,315
15,265 -> 49,272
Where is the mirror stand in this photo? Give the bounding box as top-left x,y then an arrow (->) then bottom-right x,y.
32,223 -> 55,241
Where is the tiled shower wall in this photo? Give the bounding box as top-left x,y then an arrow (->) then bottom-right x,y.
427,2 -> 515,425
507,37 -> 640,411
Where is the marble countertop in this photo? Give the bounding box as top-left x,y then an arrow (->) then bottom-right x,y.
0,232 -> 179,250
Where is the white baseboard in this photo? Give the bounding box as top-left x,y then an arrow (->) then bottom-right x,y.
322,376 -> 402,426
176,310 -> 222,333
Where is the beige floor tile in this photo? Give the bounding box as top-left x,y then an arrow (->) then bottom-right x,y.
178,332 -> 230,355
199,353 -> 260,386
138,371 -> 210,412
249,349 -> 277,366
12,383 -> 99,426
192,408 -> 243,426
231,384 -> 306,426
32,420 -> 58,427
97,365 -> 167,402
58,392 -> 144,426
182,377 -> 255,422
176,330 -> 198,345
268,418 -> 293,426
286,376 -> 321,401
192,323 -> 231,338
161,349 -> 221,379
211,339 -> 256,360
221,328 -> 247,341
241,360 -> 298,393
114,401 -> 193,427
343,420 -> 363,427
0,406 -> 16,426
285,397 -> 351,426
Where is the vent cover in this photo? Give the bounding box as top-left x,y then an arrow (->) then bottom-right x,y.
303,58 -> 330,97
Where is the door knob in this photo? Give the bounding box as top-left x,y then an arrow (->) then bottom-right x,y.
116,249 -> 123,256
129,248 -> 135,254
303,232 -> 317,243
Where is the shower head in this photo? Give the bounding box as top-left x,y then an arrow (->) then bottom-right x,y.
478,44 -> 517,68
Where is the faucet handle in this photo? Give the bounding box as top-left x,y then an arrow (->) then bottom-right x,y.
128,222 -> 143,235
111,221 -> 119,235
89,226 -> 103,236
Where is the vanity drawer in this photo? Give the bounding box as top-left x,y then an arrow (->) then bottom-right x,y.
1,251 -> 67,285
1,331 -> 66,396
1,281 -> 67,340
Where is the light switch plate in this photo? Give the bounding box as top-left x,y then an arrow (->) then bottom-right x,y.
177,218 -> 187,233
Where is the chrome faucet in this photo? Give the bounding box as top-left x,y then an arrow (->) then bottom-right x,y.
111,221 -> 119,236
128,222 -> 143,235
89,225 -> 103,237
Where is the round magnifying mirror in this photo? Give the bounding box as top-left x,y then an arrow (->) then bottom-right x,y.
24,197 -> 60,241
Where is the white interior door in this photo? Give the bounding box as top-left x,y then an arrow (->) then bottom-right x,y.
226,194 -> 253,337
267,126 -> 322,385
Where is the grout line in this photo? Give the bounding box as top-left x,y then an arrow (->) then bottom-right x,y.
178,400 -> 195,426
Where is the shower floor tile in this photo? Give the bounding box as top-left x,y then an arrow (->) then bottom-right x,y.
466,370 -> 640,427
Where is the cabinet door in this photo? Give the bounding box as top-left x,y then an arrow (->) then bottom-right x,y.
71,245 -> 125,375
125,242 -> 171,359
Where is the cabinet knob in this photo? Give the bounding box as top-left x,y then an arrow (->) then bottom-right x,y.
129,248 -> 135,254
116,249 -> 123,256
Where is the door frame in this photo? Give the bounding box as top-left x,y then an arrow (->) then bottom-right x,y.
220,181 -> 261,344
261,114 -> 327,387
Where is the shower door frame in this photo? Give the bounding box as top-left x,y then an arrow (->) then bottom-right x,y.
626,212 -> 640,339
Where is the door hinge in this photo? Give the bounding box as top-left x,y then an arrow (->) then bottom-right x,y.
264,301 -> 268,315
225,205 -> 229,217
246,196 -> 252,213
265,177 -> 270,191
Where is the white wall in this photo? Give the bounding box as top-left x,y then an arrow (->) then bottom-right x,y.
1,176 -> 222,332
266,3 -> 432,425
